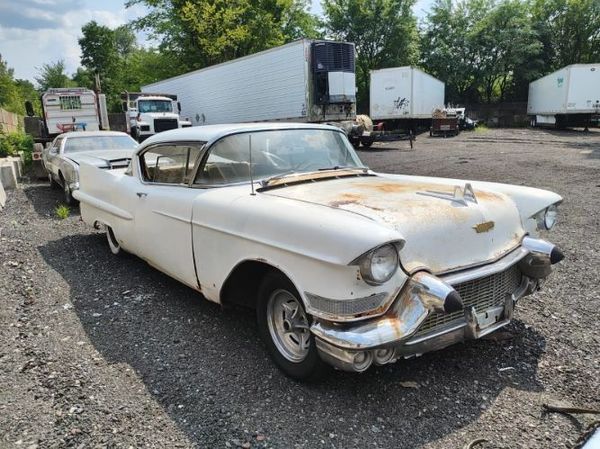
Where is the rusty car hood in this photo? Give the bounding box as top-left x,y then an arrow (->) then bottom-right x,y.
264,175 -> 525,274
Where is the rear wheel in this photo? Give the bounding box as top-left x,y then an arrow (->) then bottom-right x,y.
49,173 -> 60,189
257,272 -> 326,380
106,226 -> 122,256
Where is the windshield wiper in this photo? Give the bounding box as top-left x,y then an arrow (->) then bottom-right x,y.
260,170 -> 298,187
318,165 -> 369,171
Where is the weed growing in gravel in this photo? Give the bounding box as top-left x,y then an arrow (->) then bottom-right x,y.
55,204 -> 70,219
475,123 -> 489,133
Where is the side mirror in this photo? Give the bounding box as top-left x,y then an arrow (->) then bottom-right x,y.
25,101 -> 35,117
177,102 -> 182,113
122,101 -> 128,112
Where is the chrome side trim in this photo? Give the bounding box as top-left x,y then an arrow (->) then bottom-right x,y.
441,247 -> 529,285
73,191 -> 133,220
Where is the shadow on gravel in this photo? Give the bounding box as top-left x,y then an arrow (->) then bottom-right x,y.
39,234 -> 547,448
23,183 -> 80,218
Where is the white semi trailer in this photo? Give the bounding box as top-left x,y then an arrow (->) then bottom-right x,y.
369,67 -> 445,131
142,39 -> 370,146
528,64 -> 600,129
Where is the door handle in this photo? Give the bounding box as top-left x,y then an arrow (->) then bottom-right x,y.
136,192 -> 147,198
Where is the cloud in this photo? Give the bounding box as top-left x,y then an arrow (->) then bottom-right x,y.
0,0 -> 85,29
0,1 -> 146,83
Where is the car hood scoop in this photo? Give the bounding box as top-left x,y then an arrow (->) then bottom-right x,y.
265,175 -> 525,274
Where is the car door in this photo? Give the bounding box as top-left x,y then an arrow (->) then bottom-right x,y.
132,142 -> 205,289
45,136 -> 64,177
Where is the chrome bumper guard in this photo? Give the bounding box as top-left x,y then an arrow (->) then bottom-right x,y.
312,238 -> 560,372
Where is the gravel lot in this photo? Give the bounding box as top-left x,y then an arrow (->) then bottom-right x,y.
1,127 -> 599,449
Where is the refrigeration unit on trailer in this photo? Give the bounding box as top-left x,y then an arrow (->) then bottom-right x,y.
528,64 -> 600,128
141,39 -> 371,146
370,67 -> 445,131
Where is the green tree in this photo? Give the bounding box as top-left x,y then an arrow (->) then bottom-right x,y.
470,0 -> 542,102
532,0 -> 600,70
127,0 -> 321,72
323,0 -> 419,112
34,60 -> 74,92
0,54 -> 23,113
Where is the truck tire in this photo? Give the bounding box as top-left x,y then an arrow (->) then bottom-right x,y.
256,271 -> 327,381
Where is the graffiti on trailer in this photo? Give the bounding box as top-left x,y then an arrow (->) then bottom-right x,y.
394,97 -> 409,111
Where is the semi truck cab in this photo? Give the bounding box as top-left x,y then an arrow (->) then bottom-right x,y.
121,92 -> 192,142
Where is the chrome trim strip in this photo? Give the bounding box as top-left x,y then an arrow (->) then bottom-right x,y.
441,247 -> 529,285
404,321 -> 467,346
73,191 -> 133,220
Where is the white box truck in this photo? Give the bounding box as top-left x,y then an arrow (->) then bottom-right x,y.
24,88 -> 109,143
141,40 -> 369,145
528,64 -> 600,128
370,67 -> 445,129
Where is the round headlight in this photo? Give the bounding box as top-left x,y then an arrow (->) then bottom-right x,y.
358,244 -> 399,285
544,204 -> 558,230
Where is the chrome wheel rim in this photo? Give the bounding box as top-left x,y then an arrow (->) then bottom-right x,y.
267,289 -> 310,363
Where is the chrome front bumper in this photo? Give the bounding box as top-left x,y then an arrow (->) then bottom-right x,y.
312,239 -> 561,372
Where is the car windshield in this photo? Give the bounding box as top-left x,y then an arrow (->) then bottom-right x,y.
195,128 -> 365,185
63,135 -> 138,153
138,100 -> 172,113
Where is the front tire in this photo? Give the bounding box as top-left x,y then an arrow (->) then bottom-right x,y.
63,181 -> 77,206
257,272 -> 326,380
49,173 -> 60,189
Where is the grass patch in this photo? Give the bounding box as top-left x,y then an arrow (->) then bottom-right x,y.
475,123 -> 489,133
55,204 -> 70,220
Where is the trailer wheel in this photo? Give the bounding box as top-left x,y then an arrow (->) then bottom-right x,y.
360,135 -> 375,148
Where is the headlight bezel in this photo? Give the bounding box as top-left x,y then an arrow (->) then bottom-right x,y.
534,203 -> 560,231
353,241 -> 402,286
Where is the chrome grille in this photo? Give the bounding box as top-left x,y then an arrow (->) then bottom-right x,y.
304,292 -> 387,317
415,264 -> 523,336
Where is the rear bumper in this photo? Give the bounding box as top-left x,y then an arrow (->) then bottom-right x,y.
311,240 -> 560,372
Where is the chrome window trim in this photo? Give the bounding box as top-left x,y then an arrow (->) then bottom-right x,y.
136,140 -> 207,188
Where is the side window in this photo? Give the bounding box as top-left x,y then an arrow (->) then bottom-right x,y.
195,134 -> 252,184
140,144 -> 203,185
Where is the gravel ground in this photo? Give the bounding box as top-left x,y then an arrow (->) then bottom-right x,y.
1,127 -> 599,449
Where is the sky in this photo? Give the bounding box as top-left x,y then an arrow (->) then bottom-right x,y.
0,0 -> 434,84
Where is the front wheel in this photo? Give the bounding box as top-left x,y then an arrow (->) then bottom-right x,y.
63,180 -> 77,206
257,272 -> 326,380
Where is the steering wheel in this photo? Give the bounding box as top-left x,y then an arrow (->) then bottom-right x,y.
292,160 -> 330,172
263,151 -> 291,169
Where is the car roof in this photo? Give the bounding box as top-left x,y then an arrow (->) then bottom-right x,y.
58,131 -> 132,139
139,122 -> 344,149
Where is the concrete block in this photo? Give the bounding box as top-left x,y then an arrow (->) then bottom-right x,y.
0,156 -> 23,189
0,176 -> 5,209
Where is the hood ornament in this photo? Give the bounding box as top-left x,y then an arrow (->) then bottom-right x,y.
454,183 -> 478,204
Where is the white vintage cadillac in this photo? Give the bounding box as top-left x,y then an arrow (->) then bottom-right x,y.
74,123 -> 564,379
